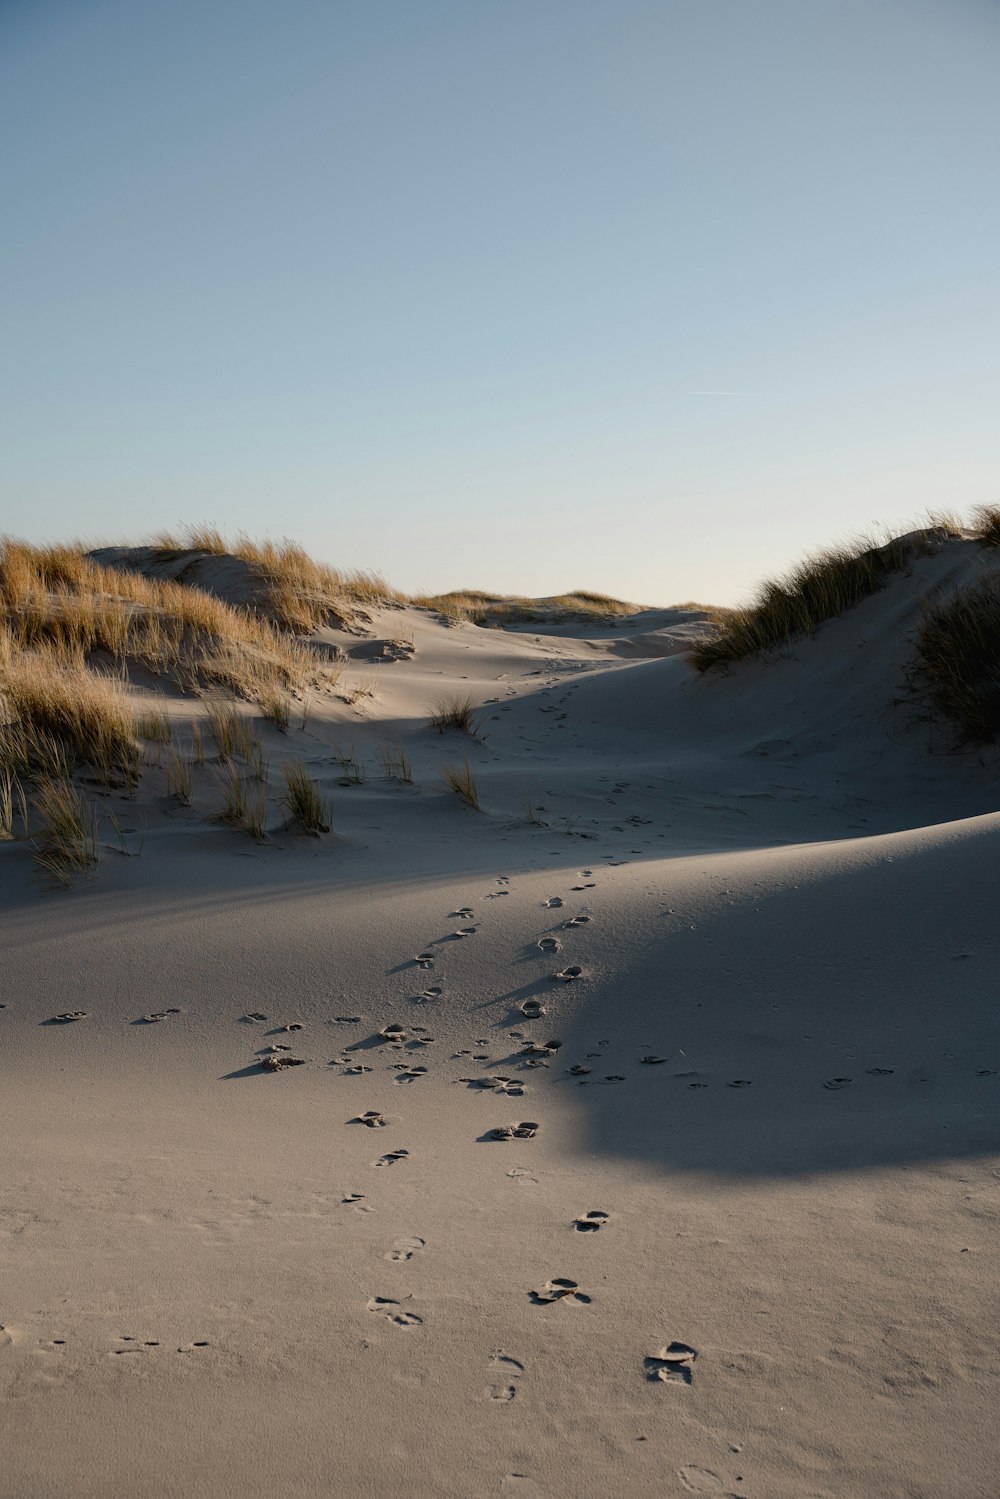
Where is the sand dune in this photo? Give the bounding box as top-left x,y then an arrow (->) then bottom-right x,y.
3,535 -> 999,1497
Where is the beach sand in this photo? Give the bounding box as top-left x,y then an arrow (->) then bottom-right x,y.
3,544 -> 999,1498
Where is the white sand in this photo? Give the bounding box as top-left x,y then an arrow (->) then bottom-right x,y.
3,543 -> 999,1498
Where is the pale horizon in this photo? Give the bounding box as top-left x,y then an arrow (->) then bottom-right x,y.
3,0 -> 998,605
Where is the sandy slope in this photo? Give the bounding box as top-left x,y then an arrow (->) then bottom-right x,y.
3,556 -> 1000,1498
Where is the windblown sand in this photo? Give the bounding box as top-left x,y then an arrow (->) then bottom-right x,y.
3,551 -> 999,1497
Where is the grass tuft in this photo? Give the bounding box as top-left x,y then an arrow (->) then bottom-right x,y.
912,576 -> 1000,743
690,529 -> 944,672
375,741 -> 412,783
280,762 -> 331,835
31,777 -> 100,885
441,757 -> 481,810
972,504 -> 1000,549
428,694 -> 481,736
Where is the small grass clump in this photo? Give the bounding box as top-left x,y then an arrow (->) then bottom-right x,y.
441,757 -> 480,810
215,758 -> 268,836
164,750 -> 193,804
31,776 -> 100,885
691,529 -> 944,672
206,703 -> 257,760
260,691 -> 291,732
375,742 -> 412,783
428,694 -> 481,736
911,576 -> 1000,743
1,769 -> 26,840
280,762 -> 331,835
972,504 -> 1000,549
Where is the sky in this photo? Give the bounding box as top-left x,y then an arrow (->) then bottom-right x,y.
2,0 -> 998,605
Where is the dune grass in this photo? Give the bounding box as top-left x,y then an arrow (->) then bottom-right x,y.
1,538 -> 316,704
31,776 -> 100,885
148,526 -> 405,631
973,504 -> 1000,549
205,702 -> 258,760
690,528 -> 947,672
441,757 -> 480,810
411,589 -> 645,626
375,741 -> 412,783
428,694 -> 482,736
280,762 -> 331,834
215,758 -> 268,837
912,576 -> 1000,744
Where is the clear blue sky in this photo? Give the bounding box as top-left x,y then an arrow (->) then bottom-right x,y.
2,0 -> 998,604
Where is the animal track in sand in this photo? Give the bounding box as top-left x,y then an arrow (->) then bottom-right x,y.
366,1297 -> 422,1327
645,1342 -> 698,1385
354,1110 -> 387,1127
385,1236 -> 425,1261
373,1149 -> 410,1168
551,966 -> 584,983
572,1210 -> 609,1232
530,1278 -> 591,1306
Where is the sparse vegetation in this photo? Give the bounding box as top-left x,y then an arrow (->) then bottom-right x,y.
165,751 -> 193,804
691,528 -> 947,672
524,798 -> 548,827
973,504 -> 1000,549
441,758 -> 480,810
260,691 -> 291,731
206,703 -> 257,760
912,576 -> 1000,743
376,742 -> 412,783
31,776 -> 100,885
215,758 -> 267,836
280,762 -> 331,835
411,589 -> 645,627
0,769 -> 25,840
137,710 -> 172,744
332,743 -> 366,784
428,694 -> 482,736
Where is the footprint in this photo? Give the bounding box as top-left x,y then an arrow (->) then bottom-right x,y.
572,1210 -> 609,1233
867,1067 -> 895,1076
536,937 -> 561,954
570,883 -> 596,891
343,1064 -> 373,1075
380,1024 -> 407,1042
393,1067 -> 428,1085
452,926 -> 477,938
142,1008 -> 182,1023
373,1149 -> 409,1168
418,987 -> 442,1002
333,1015 -> 362,1024
678,1465 -> 730,1493
51,1012 -> 87,1023
530,1278 -> 591,1306
414,953 -> 435,970
385,1236 -> 425,1261
543,897 -> 563,908
640,1055 -> 667,1065
726,1079 -> 752,1088
366,1297 -> 422,1327
262,1054 -> 306,1071
563,915 -> 590,928
520,999 -> 546,1019
281,1022 -> 305,1032
451,907 -> 475,918
569,1064 -> 591,1077
552,966 -> 583,983
489,1122 -> 539,1141
177,1341 -> 211,1353
646,1341 -> 698,1385
823,1077 -> 853,1090
354,1110 -> 387,1127
521,1039 -> 561,1058
341,1192 -> 369,1210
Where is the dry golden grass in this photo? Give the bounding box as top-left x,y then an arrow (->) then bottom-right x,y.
912,576 -> 1000,743
972,505 -> 1000,549
31,776 -> 100,885
441,757 -> 481,810
280,762 -> 331,835
428,694 -> 482,735
148,527 -> 405,630
690,528 -> 947,672
1,538 -> 317,702
410,589 -> 645,626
